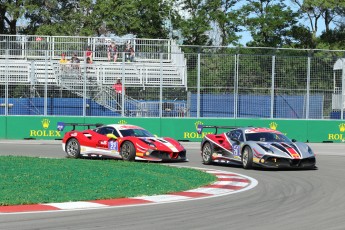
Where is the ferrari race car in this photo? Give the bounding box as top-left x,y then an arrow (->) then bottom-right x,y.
198,125 -> 316,169
57,122 -> 187,162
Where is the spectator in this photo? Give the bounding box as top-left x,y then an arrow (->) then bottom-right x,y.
59,53 -> 68,64
112,78 -> 125,94
86,46 -> 93,63
112,78 -> 125,111
59,53 -> 69,72
86,57 -> 93,73
107,42 -> 118,63
124,42 -> 135,62
86,57 -> 93,64
70,53 -> 80,70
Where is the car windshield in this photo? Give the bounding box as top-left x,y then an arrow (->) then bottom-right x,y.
245,132 -> 291,143
120,129 -> 154,137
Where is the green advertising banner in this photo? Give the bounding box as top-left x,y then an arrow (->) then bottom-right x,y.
5,116 -> 85,140
1,116 -> 345,143
0,116 -> 6,138
307,120 -> 345,143
83,117 -> 162,137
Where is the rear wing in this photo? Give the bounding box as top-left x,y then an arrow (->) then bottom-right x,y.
57,122 -> 103,131
197,124 -> 238,134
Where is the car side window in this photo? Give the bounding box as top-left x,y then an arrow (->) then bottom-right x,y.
97,127 -> 115,136
229,130 -> 244,142
113,129 -> 120,137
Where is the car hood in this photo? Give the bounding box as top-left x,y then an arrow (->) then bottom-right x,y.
138,137 -> 185,152
253,141 -> 313,159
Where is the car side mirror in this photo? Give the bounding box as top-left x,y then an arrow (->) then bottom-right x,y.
107,133 -> 117,139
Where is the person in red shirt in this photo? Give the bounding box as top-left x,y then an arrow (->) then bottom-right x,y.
86,46 -> 93,63
112,78 -> 125,94
112,78 -> 125,111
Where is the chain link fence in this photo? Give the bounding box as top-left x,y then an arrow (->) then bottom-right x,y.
0,35 -> 344,119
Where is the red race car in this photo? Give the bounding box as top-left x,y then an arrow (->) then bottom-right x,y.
57,122 -> 187,162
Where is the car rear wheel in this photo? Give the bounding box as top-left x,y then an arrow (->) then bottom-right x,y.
66,138 -> 81,159
242,146 -> 253,169
202,142 -> 213,165
120,141 -> 136,161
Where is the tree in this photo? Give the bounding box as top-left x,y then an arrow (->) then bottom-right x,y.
22,0 -> 171,38
239,0 -> 299,47
176,0 -> 213,46
207,0 -> 241,46
291,0 -> 345,45
0,0 -> 25,34
23,0 -> 77,35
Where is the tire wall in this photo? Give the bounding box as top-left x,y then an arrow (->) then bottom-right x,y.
1,116 -> 345,143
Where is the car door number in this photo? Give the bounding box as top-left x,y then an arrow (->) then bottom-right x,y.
233,145 -> 240,156
108,141 -> 118,151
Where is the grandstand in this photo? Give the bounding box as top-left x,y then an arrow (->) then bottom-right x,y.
0,35 -> 188,116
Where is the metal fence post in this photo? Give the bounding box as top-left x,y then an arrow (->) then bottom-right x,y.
306,55 -> 311,119
4,49 -> 8,116
83,53 -> 87,117
340,60 -> 345,120
44,50 -> 48,116
270,55 -> 276,118
197,53 -> 201,118
84,50 -> 88,117
121,52 -> 125,117
159,52 -> 163,118
234,54 -> 239,119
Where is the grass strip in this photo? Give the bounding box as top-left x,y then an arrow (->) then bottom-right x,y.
0,156 -> 216,206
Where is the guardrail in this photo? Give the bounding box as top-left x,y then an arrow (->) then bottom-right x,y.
0,35 -> 174,62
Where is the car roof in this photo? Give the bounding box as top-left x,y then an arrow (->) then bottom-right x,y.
239,127 -> 282,134
103,124 -> 144,130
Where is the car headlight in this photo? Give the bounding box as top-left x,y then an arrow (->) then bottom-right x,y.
307,146 -> 314,155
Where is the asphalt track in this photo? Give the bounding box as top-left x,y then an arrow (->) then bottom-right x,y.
0,140 -> 345,230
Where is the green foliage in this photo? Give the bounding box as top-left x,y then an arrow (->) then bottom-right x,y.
0,0 -> 344,48
175,0 -> 213,45
240,0 -> 300,47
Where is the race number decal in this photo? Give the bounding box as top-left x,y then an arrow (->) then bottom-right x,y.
233,145 -> 240,156
108,141 -> 118,151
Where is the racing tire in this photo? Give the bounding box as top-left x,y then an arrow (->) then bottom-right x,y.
202,142 -> 213,165
66,138 -> 81,159
120,141 -> 136,161
242,146 -> 253,169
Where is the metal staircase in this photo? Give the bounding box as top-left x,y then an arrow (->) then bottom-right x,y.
55,67 -> 141,114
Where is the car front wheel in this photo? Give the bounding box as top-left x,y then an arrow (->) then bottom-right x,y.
242,146 -> 253,169
202,142 -> 213,165
120,141 -> 136,161
66,138 -> 81,159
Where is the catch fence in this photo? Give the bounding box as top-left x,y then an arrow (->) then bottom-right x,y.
0,34 -> 344,119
